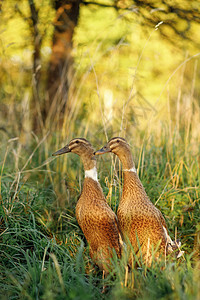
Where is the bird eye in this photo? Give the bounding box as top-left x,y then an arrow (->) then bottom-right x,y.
76,140 -> 79,144
117,140 -> 119,143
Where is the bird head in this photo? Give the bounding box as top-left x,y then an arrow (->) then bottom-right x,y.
94,137 -> 131,157
52,138 -> 95,159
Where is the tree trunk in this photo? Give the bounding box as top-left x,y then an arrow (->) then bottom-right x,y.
45,0 -> 80,125
28,0 -> 43,132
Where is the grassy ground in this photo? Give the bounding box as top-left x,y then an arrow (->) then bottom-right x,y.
0,114 -> 199,299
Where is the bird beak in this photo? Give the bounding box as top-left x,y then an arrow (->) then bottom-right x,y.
52,145 -> 71,156
94,145 -> 111,155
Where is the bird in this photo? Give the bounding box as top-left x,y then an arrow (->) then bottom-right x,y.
95,137 -> 183,266
52,138 -> 122,274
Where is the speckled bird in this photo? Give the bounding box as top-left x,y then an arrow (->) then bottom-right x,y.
95,137 -> 183,266
52,138 -> 122,273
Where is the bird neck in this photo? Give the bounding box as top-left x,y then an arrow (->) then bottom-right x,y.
122,166 -> 147,203
123,167 -> 138,191
80,154 -> 98,181
117,149 -> 145,199
123,169 -> 138,185
117,149 -> 135,170
85,166 -> 98,181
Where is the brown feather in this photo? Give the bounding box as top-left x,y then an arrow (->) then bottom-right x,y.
53,138 -> 121,273
76,178 -> 121,271
95,137 -> 183,266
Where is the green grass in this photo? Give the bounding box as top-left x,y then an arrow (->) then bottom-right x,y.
0,125 -> 199,299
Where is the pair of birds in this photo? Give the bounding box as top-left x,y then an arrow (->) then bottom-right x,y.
52,137 -> 183,274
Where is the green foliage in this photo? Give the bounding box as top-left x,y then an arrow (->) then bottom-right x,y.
1,121 -> 199,298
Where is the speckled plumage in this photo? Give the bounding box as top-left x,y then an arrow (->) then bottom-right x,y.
52,138 -> 121,273
76,177 -> 121,271
118,170 -> 168,265
95,137 -> 183,266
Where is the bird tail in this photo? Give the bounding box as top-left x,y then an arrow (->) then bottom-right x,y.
163,226 -> 184,258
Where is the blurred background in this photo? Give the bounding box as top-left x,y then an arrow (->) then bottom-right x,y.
0,0 -> 199,144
